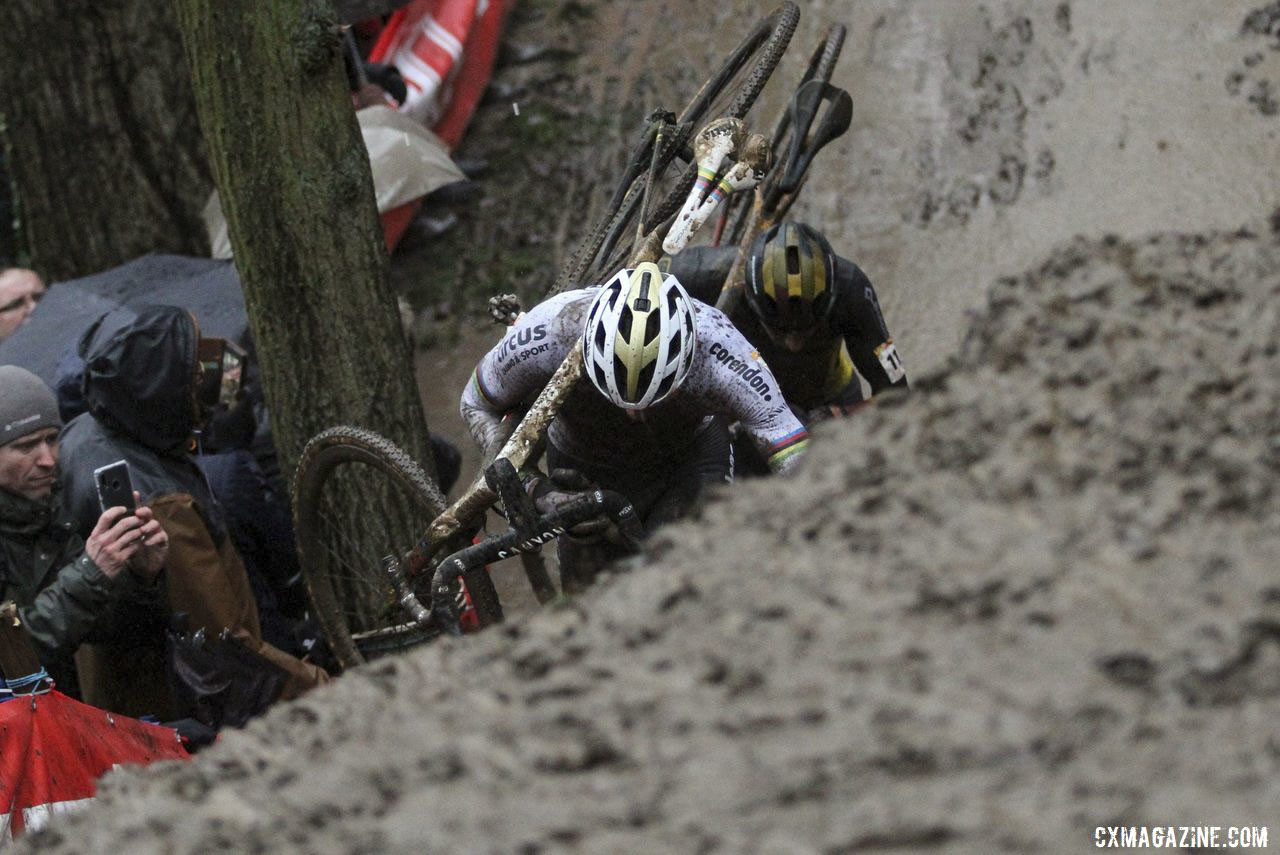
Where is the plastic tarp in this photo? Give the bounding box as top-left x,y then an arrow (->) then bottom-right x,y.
368,0 -> 514,149
0,690 -> 188,841
203,106 -> 465,259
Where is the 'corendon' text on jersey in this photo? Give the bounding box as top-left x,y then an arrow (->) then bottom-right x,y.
707,342 -> 773,400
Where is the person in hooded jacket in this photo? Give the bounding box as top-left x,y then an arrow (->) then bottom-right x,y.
56,304 -> 328,720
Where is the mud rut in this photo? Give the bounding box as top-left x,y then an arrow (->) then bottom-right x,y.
19,1 -> 1280,852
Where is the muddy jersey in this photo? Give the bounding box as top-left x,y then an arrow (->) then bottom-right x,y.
665,246 -> 908,412
460,289 -> 809,473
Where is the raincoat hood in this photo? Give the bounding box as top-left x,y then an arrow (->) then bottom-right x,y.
80,305 -> 199,453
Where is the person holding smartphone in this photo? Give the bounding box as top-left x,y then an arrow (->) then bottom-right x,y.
56,304 -> 329,722
0,365 -> 168,698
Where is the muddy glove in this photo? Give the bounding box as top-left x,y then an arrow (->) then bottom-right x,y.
526,468 -> 610,537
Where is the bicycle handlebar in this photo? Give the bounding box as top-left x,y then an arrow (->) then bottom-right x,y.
386,487 -> 643,637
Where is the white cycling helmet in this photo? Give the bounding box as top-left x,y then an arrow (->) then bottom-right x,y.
582,262 -> 698,410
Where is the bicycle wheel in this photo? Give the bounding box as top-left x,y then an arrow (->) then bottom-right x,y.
554,1 -> 800,292
293,426 -> 502,668
720,22 -> 847,248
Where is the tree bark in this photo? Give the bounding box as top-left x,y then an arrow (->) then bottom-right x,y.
0,1 -> 211,279
171,0 -> 435,489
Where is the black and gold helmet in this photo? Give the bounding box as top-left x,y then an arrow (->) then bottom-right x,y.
745,221 -> 836,331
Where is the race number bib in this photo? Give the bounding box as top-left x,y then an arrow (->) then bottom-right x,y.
874,340 -> 906,383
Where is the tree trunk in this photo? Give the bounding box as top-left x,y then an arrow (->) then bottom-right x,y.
0,1 -> 211,279
171,0 -> 436,489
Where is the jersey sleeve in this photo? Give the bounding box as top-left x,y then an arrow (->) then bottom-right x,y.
833,256 -> 908,395
685,304 -> 810,473
459,290 -> 589,451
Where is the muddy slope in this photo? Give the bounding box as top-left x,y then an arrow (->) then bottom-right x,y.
17,0 -> 1280,852
23,225 -> 1280,854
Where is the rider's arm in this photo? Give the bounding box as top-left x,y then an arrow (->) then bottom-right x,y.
459,290 -> 588,451
833,256 -> 908,395
686,305 -> 810,473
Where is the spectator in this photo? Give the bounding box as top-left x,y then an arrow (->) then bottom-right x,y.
56,305 -> 328,721
0,268 -> 45,342
52,324 -> 460,666
0,365 -> 167,697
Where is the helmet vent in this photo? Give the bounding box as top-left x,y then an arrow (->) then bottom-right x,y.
619,305 -> 634,339
786,245 -> 801,275
635,361 -> 656,399
644,311 -> 661,345
613,361 -> 631,402
634,297 -> 652,312
654,369 -> 677,401
594,321 -> 607,352
593,362 -> 608,390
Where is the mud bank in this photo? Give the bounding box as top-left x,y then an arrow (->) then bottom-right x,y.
24,221 -> 1280,853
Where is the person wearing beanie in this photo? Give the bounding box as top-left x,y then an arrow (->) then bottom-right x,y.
0,365 -> 168,697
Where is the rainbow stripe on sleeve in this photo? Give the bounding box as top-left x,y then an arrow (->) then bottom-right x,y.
470,369 -> 499,407
766,427 -> 809,470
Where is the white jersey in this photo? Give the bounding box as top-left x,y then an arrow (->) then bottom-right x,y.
460,289 -> 809,472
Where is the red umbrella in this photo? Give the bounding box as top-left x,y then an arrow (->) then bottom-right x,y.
0,689 -> 189,840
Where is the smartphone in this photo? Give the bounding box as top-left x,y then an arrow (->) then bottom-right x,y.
93,460 -> 137,514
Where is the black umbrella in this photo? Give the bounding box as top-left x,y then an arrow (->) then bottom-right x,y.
0,254 -> 249,386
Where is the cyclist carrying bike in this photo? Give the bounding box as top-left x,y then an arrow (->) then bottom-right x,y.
460,262 -> 809,590
667,220 -> 908,422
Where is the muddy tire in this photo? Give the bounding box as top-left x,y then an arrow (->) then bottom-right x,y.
293,426 -> 501,668
555,2 -> 800,292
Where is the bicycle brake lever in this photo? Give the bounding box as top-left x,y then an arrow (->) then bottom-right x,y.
550,489 -> 644,549
778,80 -> 852,196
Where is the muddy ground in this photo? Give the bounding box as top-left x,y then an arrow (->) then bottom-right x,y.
19,0 -> 1280,852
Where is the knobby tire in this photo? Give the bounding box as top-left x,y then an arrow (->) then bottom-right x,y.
293,426 -> 501,668
554,1 -> 800,293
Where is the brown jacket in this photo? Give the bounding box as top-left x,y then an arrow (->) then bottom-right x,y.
76,494 -> 328,719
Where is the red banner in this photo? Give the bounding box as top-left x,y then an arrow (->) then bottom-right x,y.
0,691 -> 189,840
369,0 -> 514,149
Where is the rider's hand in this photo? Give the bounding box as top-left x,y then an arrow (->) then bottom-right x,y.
529,468 -> 609,537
